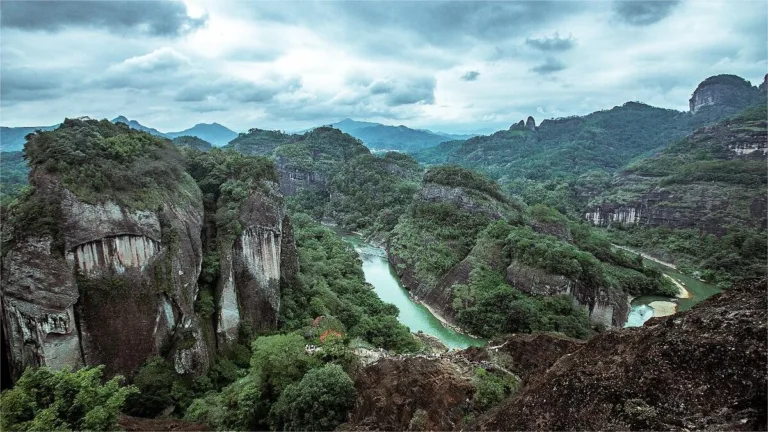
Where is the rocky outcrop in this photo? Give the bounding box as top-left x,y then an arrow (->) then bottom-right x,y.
216,183 -> 296,345
506,260 -> 630,327
689,74 -> 762,114
344,357 -> 475,431
275,156 -> 327,196
2,171 -> 299,383
584,109 -> 768,233
525,116 -> 536,131
472,277 -> 768,431
1,172 -> 210,380
416,183 -> 509,220
459,332 -> 584,382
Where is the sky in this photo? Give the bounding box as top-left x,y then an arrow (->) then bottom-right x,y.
1,0 -> 766,134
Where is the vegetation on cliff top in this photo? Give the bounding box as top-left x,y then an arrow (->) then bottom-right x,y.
24,118 -> 189,209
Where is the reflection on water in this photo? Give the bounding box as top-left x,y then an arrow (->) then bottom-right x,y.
344,236 -> 484,349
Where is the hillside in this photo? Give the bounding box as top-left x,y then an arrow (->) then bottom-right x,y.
412,75 -> 765,184
387,166 -> 675,336
587,104 -> 767,286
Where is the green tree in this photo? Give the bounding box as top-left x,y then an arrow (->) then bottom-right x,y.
250,333 -> 319,400
269,364 -> 357,431
0,366 -> 137,431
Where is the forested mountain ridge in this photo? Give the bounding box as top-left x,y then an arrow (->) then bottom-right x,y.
387,166 -> 675,338
412,74 -> 766,184
588,104 -> 767,287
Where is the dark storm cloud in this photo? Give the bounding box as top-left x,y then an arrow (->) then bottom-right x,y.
525,33 -> 576,51
245,1 -> 586,47
0,1 -> 206,36
368,77 -> 436,106
613,0 -> 682,26
174,77 -> 302,103
0,65 -> 75,102
461,71 -> 481,81
531,58 -> 567,75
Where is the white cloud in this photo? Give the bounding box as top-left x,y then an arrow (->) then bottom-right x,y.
0,0 -> 765,134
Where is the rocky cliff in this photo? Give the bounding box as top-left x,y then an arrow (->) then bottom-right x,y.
1,120 -> 299,383
216,184 -> 298,344
584,104 -> 767,233
689,74 -> 763,115
472,277 -> 767,431
1,170 -> 211,379
344,279 -> 766,431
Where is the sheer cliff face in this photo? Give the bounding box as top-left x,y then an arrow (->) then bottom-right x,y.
688,74 -> 762,114
1,172 -> 210,379
216,183 -> 298,345
2,174 -> 298,382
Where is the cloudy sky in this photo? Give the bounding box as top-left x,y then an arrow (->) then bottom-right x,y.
1,0 -> 766,134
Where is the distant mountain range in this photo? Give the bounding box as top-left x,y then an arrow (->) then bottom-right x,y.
0,125 -> 58,152
1,116 -> 473,153
111,116 -> 238,147
328,118 -> 476,152
0,116 -> 240,151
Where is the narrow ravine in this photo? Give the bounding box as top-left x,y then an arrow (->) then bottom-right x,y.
342,233 -> 484,349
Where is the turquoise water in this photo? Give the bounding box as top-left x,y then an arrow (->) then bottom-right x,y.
342,234 -> 484,349
624,256 -> 723,327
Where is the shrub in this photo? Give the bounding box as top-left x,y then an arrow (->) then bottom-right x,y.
269,364 -> 357,431
0,366 -> 137,431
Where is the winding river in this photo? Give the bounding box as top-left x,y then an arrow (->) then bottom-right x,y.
340,229 -> 720,342
623,248 -> 722,327
341,233 -> 485,349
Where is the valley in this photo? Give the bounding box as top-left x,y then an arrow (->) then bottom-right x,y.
0,72 -> 765,431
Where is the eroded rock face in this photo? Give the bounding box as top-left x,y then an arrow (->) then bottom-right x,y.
506,260 -> 630,327
689,74 -> 761,114
216,183 -> 297,345
275,156 -> 327,197
525,116 -> 536,131
472,278 -> 768,431
1,173 -> 211,380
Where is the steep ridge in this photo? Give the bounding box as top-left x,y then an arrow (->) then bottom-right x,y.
585,104 -> 767,231
472,277 -> 767,431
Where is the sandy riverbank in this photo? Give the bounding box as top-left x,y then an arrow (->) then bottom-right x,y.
665,274 -> 691,299
648,301 -> 677,317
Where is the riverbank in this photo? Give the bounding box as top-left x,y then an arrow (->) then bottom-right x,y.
410,294 -> 482,340
665,274 -> 691,299
613,244 -> 678,270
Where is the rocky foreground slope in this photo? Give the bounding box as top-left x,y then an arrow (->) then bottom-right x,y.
475,277 -> 767,431
343,278 -> 766,431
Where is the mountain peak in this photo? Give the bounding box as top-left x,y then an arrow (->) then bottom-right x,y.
112,115 -> 129,123
689,74 -> 762,114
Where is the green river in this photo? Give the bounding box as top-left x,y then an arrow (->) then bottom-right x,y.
624,252 -> 723,327
341,233 -> 485,349
341,231 -> 720,343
